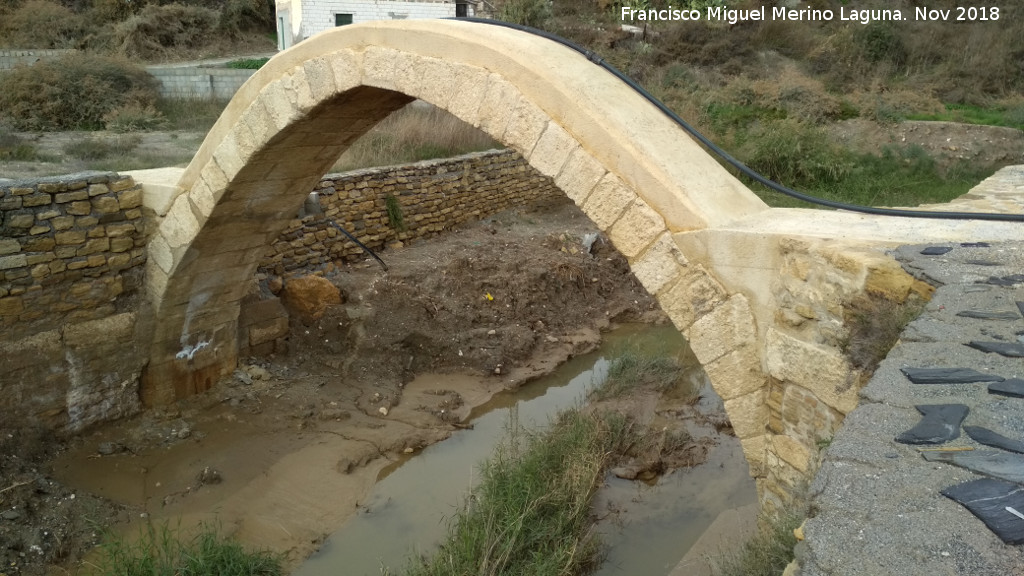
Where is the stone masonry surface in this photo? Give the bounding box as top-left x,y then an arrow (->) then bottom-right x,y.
0,49 -> 74,71
258,149 -> 561,276
798,240 -> 1024,575
0,172 -> 151,432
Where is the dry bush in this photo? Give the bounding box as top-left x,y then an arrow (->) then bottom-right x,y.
754,67 -> 841,124
849,89 -> 945,124
0,53 -> 158,130
0,0 -> 85,48
218,0 -> 274,37
112,3 -> 219,59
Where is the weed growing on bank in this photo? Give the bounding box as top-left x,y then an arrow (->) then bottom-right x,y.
591,348 -> 686,401
404,409 -> 632,576
87,521 -> 282,576
712,505 -> 806,576
842,294 -> 927,375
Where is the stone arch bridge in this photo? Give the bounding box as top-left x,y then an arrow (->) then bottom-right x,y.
135,20 -> 1022,505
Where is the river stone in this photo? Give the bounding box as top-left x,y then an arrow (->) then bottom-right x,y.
964,426 -> 1024,454
942,478 -> 1024,545
985,274 -> 1024,286
900,367 -> 1005,384
989,378 -> 1024,398
894,404 -> 969,445
965,260 -> 1000,266
1018,301 -> 1024,317
960,242 -> 992,248
920,246 -> 953,255
966,341 -> 1024,357
97,441 -> 124,455
1,509 -> 22,521
923,450 -> 1024,484
956,310 -> 1021,320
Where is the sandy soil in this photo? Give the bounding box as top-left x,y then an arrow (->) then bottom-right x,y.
1,199 -> 703,575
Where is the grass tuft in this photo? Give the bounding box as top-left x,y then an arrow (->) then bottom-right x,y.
405,409 -> 632,576
712,506 -> 805,576
87,521 -> 282,576
591,349 -> 686,401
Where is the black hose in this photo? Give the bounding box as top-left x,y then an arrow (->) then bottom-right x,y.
328,220 -> 389,271
450,17 -> 1024,223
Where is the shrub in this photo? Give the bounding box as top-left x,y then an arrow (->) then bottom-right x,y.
225,57 -> 270,70
736,119 -> 853,186
218,0 -> 275,37
0,132 -> 40,161
0,53 -> 159,130
0,0 -> 85,48
62,134 -> 142,161
498,0 -> 552,28
103,102 -> 167,132
112,3 -> 219,59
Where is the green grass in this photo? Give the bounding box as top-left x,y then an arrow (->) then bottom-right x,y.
590,348 -> 686,401
404,409 -> 632,576
225,57 -> 270,70
746,145 -> 995,209
712,506 -> 805,576
906,103 -> 1024,131
87,521 -> 282,576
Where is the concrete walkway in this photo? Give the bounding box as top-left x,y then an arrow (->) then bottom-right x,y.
800,241 -> 1024,575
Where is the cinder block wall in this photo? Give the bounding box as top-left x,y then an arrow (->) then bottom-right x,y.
145,66 -> 257,100
0,49 -> 74,70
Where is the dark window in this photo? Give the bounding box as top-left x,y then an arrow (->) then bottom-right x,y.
456,3 -> 468,17
335,13 -> 353,26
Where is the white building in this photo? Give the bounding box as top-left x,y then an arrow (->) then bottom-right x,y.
275,0 -> 479,50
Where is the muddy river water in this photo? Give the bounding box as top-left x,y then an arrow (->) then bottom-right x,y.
294,324 -> 756,576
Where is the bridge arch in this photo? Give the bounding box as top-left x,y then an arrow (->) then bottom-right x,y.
143,19 -> 771,475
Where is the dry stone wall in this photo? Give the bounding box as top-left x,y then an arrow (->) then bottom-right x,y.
0,172 -> 151,432
259,150 -> 561,276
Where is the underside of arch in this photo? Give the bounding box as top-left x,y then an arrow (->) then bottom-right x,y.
142,21 -> 770,481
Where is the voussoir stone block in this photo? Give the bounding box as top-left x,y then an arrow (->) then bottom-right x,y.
658,264 -> 727,332
686,293 -> 757,365
302,56 -> 338,103
503,97 -> 549,158
328,49 -> 362,93
161,197 -> 200,250
740,435 -> 768,477
703,344 -> 765,401
444,65 -> 490,128
629,232 -> 685,295
582,173 -> 636,231
528,122 -> 577,179
476,75 -> 520,139
608,198 -> 665,259
724,389 -> 768,439
554,146 -> 606,206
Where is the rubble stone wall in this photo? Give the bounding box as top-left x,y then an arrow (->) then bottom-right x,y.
259,149 -> 561,276
0,173 -> 151,432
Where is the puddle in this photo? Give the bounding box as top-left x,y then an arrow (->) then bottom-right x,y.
294,324 -> 756,576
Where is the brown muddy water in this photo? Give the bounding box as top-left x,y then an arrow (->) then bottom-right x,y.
294,324 -> 756,576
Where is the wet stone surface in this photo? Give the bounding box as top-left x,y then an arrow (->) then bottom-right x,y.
800,241 -> 1024,576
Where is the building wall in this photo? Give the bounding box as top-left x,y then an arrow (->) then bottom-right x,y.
295,0 -> 459,41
